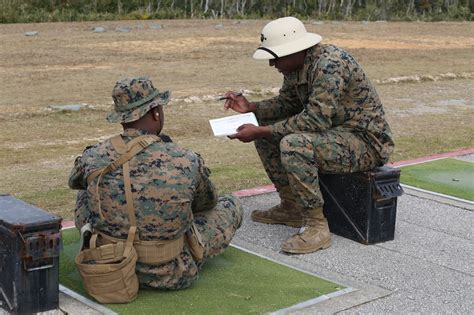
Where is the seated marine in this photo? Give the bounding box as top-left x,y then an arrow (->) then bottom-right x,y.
68,77 -> 243,290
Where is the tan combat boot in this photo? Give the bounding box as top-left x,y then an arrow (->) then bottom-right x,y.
250,187 -> 303,227
280,207 -> 331,254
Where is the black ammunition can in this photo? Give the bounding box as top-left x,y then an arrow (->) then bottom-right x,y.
320,166 -> 404,245
0,194 -> 62,314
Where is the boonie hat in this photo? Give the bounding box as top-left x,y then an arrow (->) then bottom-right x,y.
253,17 -> 322,60
107,77 -> 170,123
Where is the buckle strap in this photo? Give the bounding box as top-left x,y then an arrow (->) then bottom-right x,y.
97,231 -> 185,264
88,135 -> 159,221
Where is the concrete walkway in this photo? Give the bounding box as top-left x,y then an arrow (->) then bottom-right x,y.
234,186 -> 473,314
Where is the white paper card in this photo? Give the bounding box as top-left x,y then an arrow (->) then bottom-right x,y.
209,112 -> 259,137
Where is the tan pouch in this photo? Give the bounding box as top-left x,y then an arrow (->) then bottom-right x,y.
185,223 -> 204,262
75,226 -> 139,304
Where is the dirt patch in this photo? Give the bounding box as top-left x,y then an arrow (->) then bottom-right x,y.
0,20 -> 473,218
1,20 -> 473,108
330,37 -> 474,50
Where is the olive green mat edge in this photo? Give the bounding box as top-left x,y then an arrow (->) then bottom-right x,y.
59,227 -> 348,314
399,158 -> 474,202
59,243 -> 354,315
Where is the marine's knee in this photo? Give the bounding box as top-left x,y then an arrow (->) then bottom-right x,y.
219,194 -> 243,225
279,134 -> 315,164
219,194 -> 242,211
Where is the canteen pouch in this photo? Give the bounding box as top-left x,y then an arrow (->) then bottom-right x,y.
75,226 -> 139,304
185,223 -> 204,262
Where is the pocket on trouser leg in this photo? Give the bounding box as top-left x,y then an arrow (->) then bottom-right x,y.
185,223 -> 204,262
315,141 -> 352,173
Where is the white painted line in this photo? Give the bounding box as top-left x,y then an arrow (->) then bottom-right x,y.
59,285 -> 118,315
270,287 -> 356,315
401,184 -> 474,205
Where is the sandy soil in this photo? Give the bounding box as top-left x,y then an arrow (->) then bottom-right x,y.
0,19 -> 473,218
1,20 -> 473,110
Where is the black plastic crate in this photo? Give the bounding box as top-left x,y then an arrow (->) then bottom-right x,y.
320,166 -> 403,245
0,194 -> 62,314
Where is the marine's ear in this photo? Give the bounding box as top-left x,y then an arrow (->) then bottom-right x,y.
151,107 -> 160,121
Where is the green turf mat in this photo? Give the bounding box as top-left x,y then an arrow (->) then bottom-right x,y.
400,158 -> 474,201
60,228 -> 342,314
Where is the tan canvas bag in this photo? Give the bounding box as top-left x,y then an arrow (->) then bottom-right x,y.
75,226 -> 139,304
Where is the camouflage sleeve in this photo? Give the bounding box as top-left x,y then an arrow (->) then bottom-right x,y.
74,190 -> 92,230
68,155 -> 88,190
191,154 -> 218,213
254,77 -> 303,121
269,58 -> 345,138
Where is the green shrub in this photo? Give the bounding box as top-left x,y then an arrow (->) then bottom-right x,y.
0,0 -> 472,23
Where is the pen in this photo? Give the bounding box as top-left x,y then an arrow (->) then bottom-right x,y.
218,92 -> 243,101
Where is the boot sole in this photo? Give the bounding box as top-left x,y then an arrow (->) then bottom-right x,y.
251,214 -> 302,228
280,239 -> 332,254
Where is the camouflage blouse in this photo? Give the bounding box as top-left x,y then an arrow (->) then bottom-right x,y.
255,44 -> 394,162
68,128 -> 217,289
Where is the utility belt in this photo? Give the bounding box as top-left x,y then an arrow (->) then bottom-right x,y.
75,134 -> 204,304
96,231 -> 185,264
95,227 -> 204,265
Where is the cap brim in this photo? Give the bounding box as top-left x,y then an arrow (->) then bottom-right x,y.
253,33 -> 322,60
106,90 -> 171,123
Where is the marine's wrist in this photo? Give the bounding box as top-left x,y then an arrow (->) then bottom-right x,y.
248,102 -> 257,113
258,126 -> 272,139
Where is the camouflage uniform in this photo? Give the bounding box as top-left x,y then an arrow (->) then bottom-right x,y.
254,44 -> 394,210
69,78 -> 243,290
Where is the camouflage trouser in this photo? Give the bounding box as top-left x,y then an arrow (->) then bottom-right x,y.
75,192 -> 243,290
138,194 -> 243,290
255,130 -> 381,210
193,194 -> 243,262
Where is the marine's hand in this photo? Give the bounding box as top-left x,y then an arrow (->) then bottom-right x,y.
223,91 -> 255,113
228,124 -> 271,143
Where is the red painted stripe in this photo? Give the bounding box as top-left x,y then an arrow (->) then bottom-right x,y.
62,220 -> 75,229
232,184 -> 276,197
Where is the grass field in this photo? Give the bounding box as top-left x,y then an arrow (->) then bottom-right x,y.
0,20 -> 473,219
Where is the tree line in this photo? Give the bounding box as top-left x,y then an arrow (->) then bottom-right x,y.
1,0 -> 472,23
